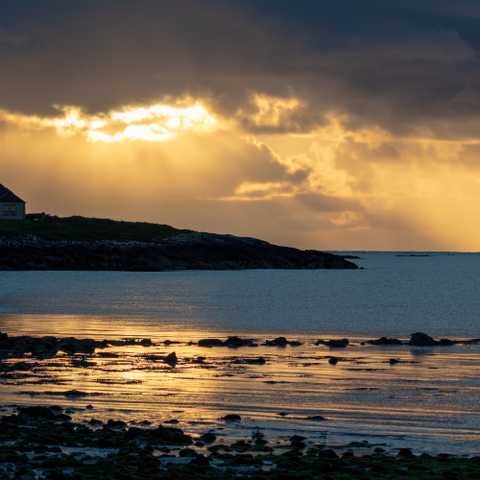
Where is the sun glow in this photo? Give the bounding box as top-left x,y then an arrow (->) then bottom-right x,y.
0,100 -> 219,143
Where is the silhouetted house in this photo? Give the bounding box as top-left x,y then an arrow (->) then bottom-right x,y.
0,184 -> 26,220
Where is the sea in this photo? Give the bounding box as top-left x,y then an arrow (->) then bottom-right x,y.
1,252 -> 480,455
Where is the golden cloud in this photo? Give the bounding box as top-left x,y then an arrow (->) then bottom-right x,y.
0,100 -> 219,143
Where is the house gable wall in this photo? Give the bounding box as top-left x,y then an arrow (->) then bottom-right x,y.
0,202 -> 26,220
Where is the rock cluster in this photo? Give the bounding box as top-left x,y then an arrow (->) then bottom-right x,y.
0,406 -> 479,480
198,337 -> 257,348
0,332 -> 153,358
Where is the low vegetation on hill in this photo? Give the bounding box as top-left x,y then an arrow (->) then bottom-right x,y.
0,215 -> 184,242
0,215 -> 358,271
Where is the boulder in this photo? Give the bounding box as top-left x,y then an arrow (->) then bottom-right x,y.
17,406 -> 59,420
30,337 -> 58,356
316,338 -> 349,348
264,337 -> 302,347
198,338 -> 225,348
409,332 -> 437,346
222,414 -> 241,422
164,352 -> 178,367
59,338 -> 96,355
63,389 -> 89,398
224,336 -> 257,348
265,337 -> 288,347
152,425 -> 193,445
289,435 -> 307,449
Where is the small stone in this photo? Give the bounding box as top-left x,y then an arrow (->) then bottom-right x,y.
397,448 -> 413,457
305,415 -> 326,421
164,352 -> 178,367
198,432 -> 216,444
222,414 -> 241,422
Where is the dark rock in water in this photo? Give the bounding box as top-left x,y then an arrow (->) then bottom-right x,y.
64,389 -> 89,398
290,435 -> 307,448
265,336 -> 288,347
106,419 -> 127,430
222,414 -> 242,422
367,337 -> 403,346
179,448 -> 197,457
305,415 -> 327,421
409,332 -> 437,346
329,357 -> 339,365
198,337 -> 257,348
199,432 -> 217,444
316,338 -> 349,348
30,337 -> 58,357
397,448 -> 414,457
409,333 -> 456,347
264,337 -> 302,347
164,352 -> 178,367
225,336 -> 257,348
59,338 -> 97,355
151,425 -> 193,445
198,338 -> 224,348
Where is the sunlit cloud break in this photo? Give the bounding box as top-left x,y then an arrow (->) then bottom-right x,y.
0,100 -> 219,142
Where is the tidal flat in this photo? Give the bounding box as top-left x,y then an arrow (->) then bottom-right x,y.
1,330 -> 480,478
1,405 -> 480,480
2,257 -> 480,477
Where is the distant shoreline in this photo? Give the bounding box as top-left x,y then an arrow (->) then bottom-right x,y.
0,215 -> 357,271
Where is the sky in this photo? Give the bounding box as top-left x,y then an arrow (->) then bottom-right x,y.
1,1 -> 480,250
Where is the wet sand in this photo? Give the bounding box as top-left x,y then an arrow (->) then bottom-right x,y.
1,329 -> 480,457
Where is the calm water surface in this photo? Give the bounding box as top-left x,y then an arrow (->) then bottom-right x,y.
0,252 -> 479,454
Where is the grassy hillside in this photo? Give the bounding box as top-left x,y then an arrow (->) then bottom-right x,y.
0,216 -> 185,242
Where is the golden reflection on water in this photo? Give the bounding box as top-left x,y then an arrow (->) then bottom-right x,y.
1,314 -> 480,454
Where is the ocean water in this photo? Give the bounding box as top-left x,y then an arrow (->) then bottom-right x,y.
0,252 -> 480,454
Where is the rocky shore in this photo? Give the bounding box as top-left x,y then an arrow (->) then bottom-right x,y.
0,216 -> 357,271
0,405 -> 479,480
2,330 -> 480,479
1,331 -> 475,360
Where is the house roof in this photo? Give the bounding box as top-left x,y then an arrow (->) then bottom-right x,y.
0,184 -> 26,203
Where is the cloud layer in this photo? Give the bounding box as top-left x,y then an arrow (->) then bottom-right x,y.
1,1 -> 480,250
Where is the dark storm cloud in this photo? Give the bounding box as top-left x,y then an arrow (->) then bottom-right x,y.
1,0 -> 480,137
